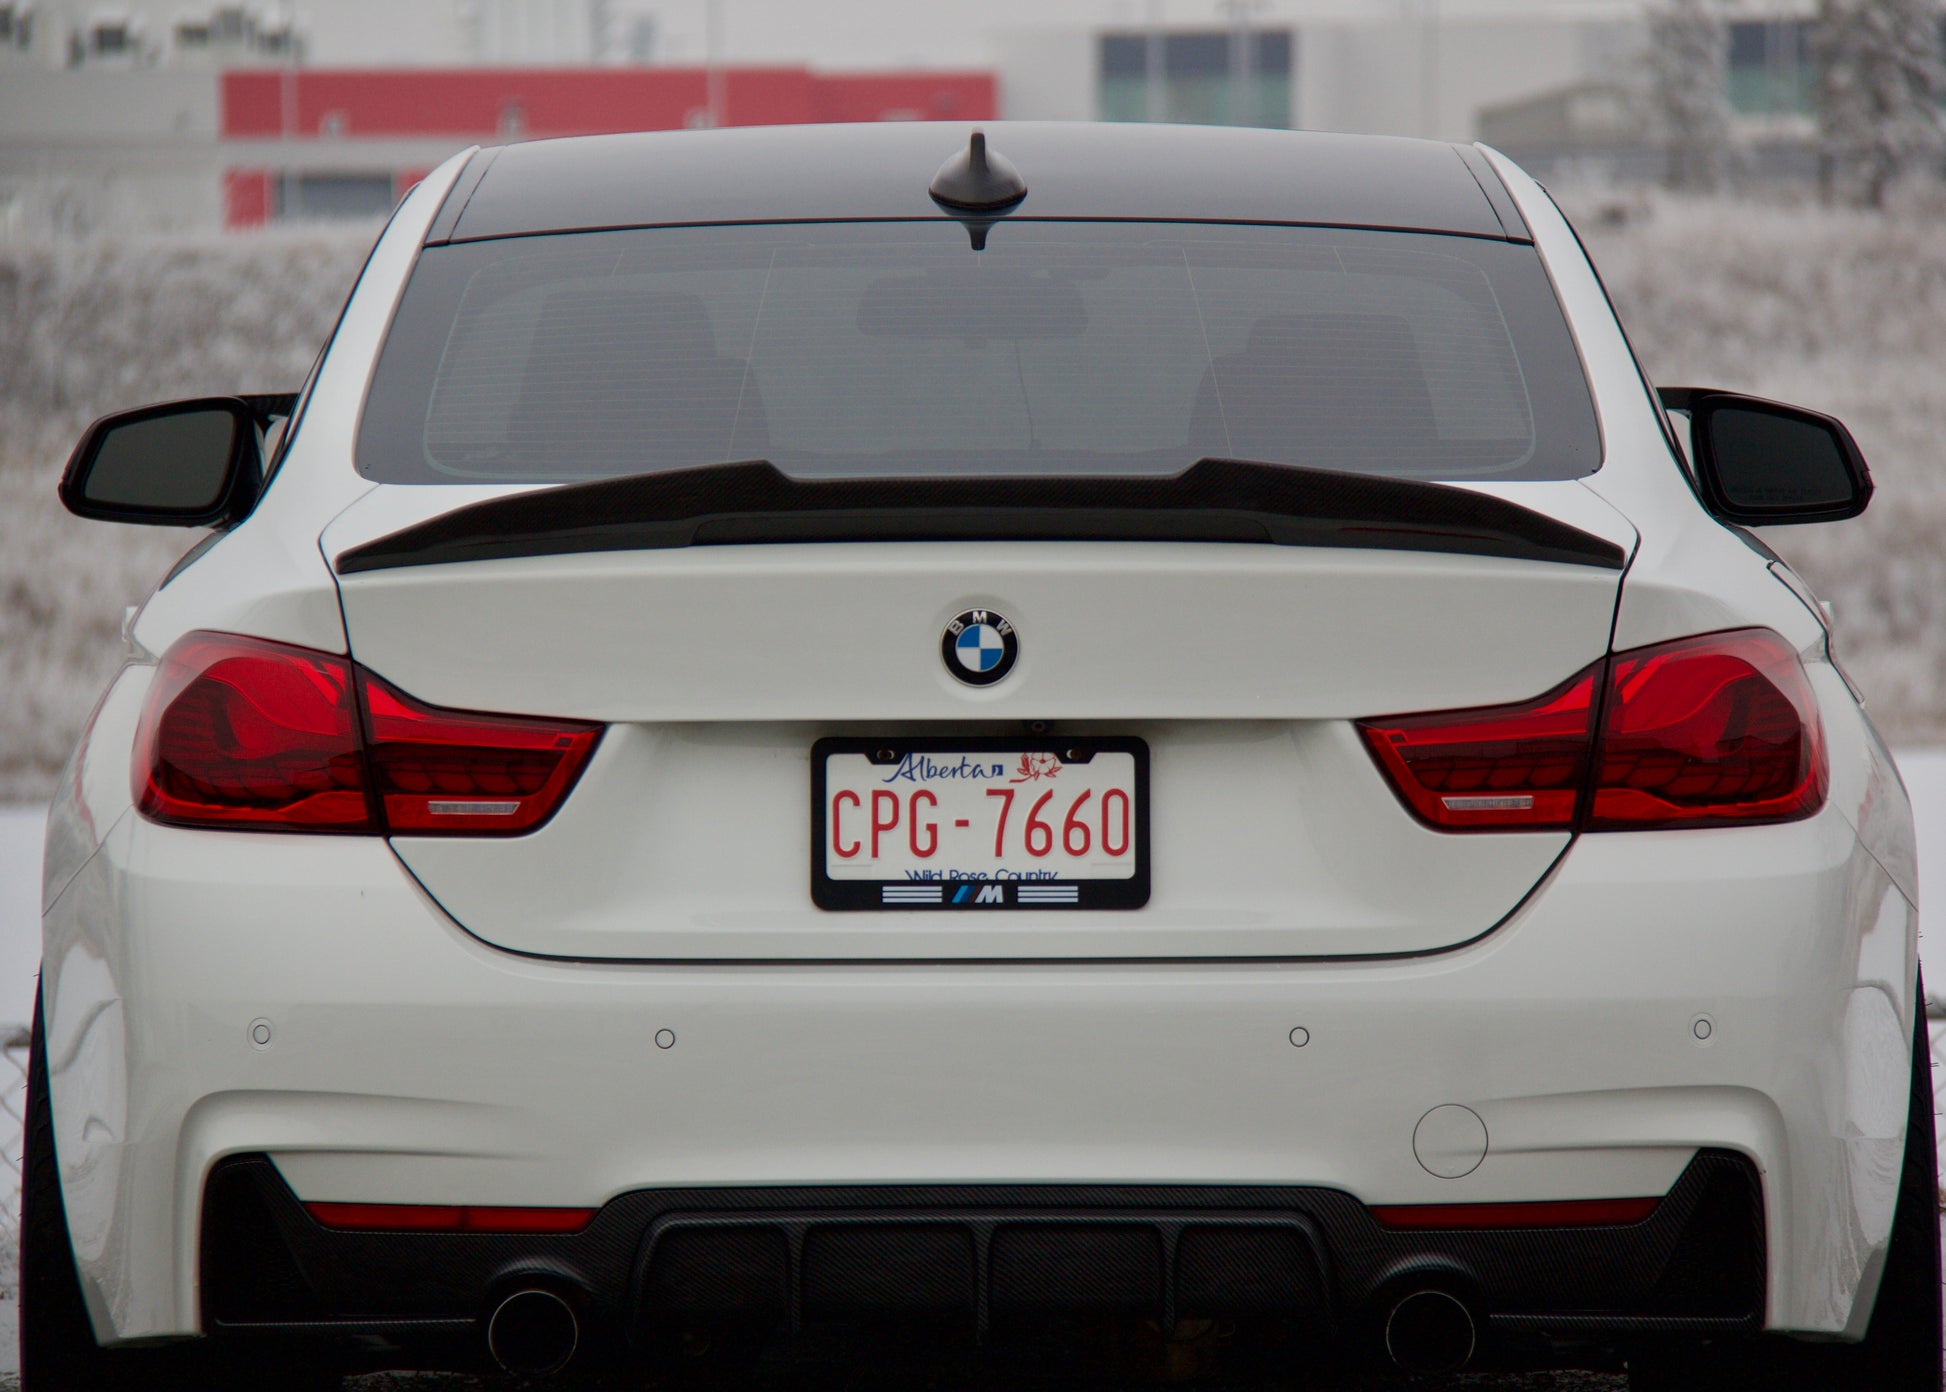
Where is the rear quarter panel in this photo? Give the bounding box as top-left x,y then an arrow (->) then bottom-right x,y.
38,151 -> 471,1343
1489,146 -> 1919,1335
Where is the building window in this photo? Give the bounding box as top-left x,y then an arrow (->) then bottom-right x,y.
0,4 -> 33,50
1099,28 -> 1293,128
1728,18 -> 1946,117
277,173 -> 397,221
172,7 -> 305,62
1726,19 -> 1814,116
90,21 -> 135,57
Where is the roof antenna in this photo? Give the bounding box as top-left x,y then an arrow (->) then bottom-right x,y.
929,130 -> 1027,250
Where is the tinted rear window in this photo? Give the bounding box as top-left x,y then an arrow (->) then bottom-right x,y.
358,221 -> 1600,484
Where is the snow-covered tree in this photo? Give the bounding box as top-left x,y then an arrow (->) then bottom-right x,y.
1816,0 -> 1946,208
1649,0 -> 1736,191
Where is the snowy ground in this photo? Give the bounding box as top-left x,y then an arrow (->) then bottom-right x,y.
0,811 -> 41,1032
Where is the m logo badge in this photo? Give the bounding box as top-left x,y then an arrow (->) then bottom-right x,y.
974,884 -> 1004,904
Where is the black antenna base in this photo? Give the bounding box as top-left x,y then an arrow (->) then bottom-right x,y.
928,130 -> 1028,213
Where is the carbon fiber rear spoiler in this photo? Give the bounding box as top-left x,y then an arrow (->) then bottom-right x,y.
334,458 -> 1626,575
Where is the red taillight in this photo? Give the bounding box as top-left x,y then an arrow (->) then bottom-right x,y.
305,1202 -> 596,1234
1359,628 -> 1826,833
134,635 -> 374,833
134,632 -> 600,836
1586,630 -> 1827,830
1370,1196 -> 1660,1231
1357,670 -> 1596,831
361,674 -> 601,835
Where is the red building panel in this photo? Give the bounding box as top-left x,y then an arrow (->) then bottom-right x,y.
221,67 -> 995,140
393,168 -> 435,201
812,73 -> 995,123
222,168 -> 273,229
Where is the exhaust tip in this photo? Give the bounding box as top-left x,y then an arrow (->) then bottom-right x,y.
487,1288 -> 580,1377
1384,1289 -> 1476,1376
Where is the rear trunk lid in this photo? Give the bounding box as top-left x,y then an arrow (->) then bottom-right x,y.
323,476 -> 1635,960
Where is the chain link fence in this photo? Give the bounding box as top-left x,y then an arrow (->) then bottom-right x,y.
0,1026 -> 27,1237
1932,1009 -> 1946,1207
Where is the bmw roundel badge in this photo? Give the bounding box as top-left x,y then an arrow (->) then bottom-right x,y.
942,609 -> 1019,686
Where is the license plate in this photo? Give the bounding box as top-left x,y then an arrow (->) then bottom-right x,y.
812,737 -> 1150,911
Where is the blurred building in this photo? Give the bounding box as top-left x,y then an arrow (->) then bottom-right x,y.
0,1 -> 656,68
1093,30 -> 1296,129
999,4 -> 1850,183
0,0 -> 1932,233
220,67 -> 994,226
0,4 -> 992,231
999,15 -> 1643,144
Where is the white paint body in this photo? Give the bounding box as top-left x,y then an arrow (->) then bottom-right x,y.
37,145 -> 1918,1346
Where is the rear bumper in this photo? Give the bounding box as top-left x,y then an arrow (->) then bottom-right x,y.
203,1149 -> 1763,1371
41,796 -> 1913,1347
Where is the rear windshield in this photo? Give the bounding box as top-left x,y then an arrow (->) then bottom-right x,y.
358,221 -> 1600,484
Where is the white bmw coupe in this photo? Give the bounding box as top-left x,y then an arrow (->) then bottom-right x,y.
24,124 -> 1932,1390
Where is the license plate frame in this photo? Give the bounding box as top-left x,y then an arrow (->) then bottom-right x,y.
811,736 -> 1151,912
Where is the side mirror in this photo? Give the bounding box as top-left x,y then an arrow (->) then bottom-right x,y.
59,397 -> 265,528
1658,387 -> 1872,525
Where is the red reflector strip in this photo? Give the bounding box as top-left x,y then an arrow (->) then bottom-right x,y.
1369,1196 -> 1661,1231
461,1205 -> 598,1233
305,1203 -> 461,1230
305,1202 -> 596,1234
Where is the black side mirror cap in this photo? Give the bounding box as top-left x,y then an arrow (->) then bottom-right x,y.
1658,386 -> 1873,525
59,396 -> 275,528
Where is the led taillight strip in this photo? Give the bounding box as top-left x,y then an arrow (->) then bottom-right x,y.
304,1202 -> 597,1234
1369,1196 -> 1660,1231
